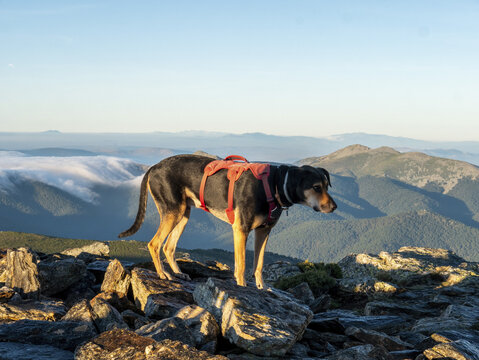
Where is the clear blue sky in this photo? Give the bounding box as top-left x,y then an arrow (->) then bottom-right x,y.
1,1 -> 478,140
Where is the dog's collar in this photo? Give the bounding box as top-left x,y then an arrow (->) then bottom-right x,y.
275,169 -> 293,209
283,170 -> 294,205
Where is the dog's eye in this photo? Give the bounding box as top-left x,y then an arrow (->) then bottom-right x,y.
313,185 -> 322,193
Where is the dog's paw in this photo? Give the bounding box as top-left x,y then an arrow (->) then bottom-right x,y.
174,272 -> 191,281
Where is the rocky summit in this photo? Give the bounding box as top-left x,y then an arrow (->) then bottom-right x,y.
1,244 -> 479,359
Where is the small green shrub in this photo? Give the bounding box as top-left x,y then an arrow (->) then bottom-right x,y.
274,269 -> 336,296
298,260 -> 343,279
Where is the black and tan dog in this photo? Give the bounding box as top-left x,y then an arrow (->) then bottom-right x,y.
119,154 -> 337,289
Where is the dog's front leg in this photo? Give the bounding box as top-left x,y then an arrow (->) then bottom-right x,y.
232,224 -> 249,287
253,227 -> 272,289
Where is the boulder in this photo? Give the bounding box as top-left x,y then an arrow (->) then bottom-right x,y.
345,326 -> 413,351
286,281 -> 315,305
365,300 -> 438,319
423,339 -> 479,360
310,294 -> 331,313
173,258 -> 233,280
92,290 -> 137,313
101,259 -> 131,296
144,339 -> 227,359
0,319 -> 96,350
121,309 -> 150,329
262,261 -> 301,283
4,247 -> 41,299
37,253 -> 87,296
136,316 -> 196,346
89,293 -> 129,332
0,342 -> 74,360
61,299 -> 97,332
0,299 -> 66,321
59,271 -> 96,308
310,309 -> 408,335
193,277 -> 313,356
321,344 -> 391,360
74,328 -> 156,360
61,241 -> 110,262
130,267 -> 195,319
175,304 -> 220,350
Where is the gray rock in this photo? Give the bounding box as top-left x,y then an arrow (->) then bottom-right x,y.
101,259 -> 131,296
37,254 -> 87,296
89,294 -> 129,332
262,261 -> 301,283
287,342 -> 310,358
74,328 -> 156,360
0,342 -> 74,360
0,319 -> 97,350
60,271 -> 96,308
389,349 -> 421,360
136,316 -> 196,346
61,241 -> 110,262
423,339 -> 479,360
321,344 -> 391,360
412,317 -> 472,334
5,247 -> 41,299
175,304 -> 220,349
121,309 -> 150,329
311,309 -> 408,335
0,299 -> 66,321
130,267 -> 194,319
287,281 -> 315,305
310,294 -> 331,313
61,299 -> 97,332
193,277 -> 313,356
345,326 -> 413,351
172,258 -> 233,280
365,300 -> 438,318
145,339 -> 227,359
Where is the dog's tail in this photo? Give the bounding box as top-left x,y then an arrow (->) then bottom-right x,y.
118,168 -> 151,238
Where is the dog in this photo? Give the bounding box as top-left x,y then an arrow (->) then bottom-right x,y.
119,154 -> 337,289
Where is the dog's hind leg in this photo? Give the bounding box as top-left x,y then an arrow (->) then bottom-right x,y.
232,223 -> 249,287
252,227 -> 272,289
148,213 -> 181,281
162,206 -> 191,281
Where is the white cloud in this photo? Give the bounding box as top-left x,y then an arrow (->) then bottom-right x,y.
0,154 -> 144,203
8,64 -> 14,68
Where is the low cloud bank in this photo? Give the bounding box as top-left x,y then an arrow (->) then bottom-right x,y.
0,152 -> 144,202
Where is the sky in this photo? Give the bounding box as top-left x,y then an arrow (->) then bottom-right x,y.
1,0 -> 479,141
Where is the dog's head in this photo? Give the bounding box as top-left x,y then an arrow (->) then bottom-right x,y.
289,165 -> 337,213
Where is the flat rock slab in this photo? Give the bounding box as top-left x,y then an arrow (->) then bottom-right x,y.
0,299 -> 66,321
310,309 -> 407,335
365,300 -> 438,318
0,342 -> 74,360
74,328 -> 155,360
131,267 -> 195,319
61,242 -> 110,263
0,319 -> 96,350
145,339 -> 227,359
424,339 -> 479,360
345,326 -> 412,351
193,277 -> 313,356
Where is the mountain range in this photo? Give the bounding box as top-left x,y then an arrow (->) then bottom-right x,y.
1,131 -> 479,165
1,132 -> 479,262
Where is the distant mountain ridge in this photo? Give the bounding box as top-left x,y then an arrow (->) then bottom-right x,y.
1,131 -> 479,165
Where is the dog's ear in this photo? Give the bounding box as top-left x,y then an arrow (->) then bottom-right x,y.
322,169 -> 332,188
